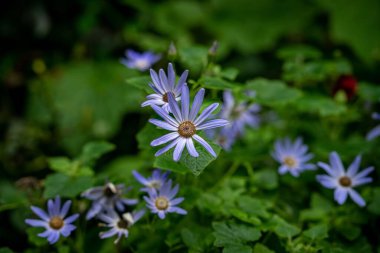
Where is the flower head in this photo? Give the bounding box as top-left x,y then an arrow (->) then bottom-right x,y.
133,169 -> 169,192
81,182 -> 138,220
213,90 -> 260,150
143,179 -> 187,219
272,137 -> 316,177
366,112 -> 380,141
98,209 -> 145,244
149,84 -> 229,161
316,152 -> 374,207
142,63 -> 188,113
120,49 -> 160,71
25,196 -> 79,244
333,75 -> 357,100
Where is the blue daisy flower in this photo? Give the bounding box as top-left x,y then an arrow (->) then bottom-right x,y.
132,169 -> 169,192
143,179 -> 187,219
316,151 -> 374,207
142,63 -> 188,113
149,84 -> 229,161
366,112 -> 380,141
272,137 -> 316,177
25,196 -> 79,244
120,49 -> 160,71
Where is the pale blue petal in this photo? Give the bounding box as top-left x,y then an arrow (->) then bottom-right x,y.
149,119 -> 177,131
168,92 -> 183,122
151,132 -> 179,146
346,155 -> 362,177
366,125 -> 380,141
194,103 -> 219,125
31,206 -> 50,222
348,189 -> 366,207
189,88 -> 205,121
354,166 -> 374,179
60,200 -> 71,217
193,134 -> 216,157
186,138 -> 199,157
151,105 -> 179,127
155,139 -> 179,157
25,219 -> 48,228
316,175 -> 337,189
330,152 -> 345,176
334,188 -> 348,205
196,119 -> 229,130
181,85 -> 190,120
173,138 -> 186,161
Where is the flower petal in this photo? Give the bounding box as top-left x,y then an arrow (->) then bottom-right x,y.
173,138 -> 186,161
100,228 -> 119,239
132,170 -> 149,185
186,138 -> 199,157
25,219 -> 48,228
330,152 -> 345,176
334,188 -> 348,205
149,119 -> 177,131
189,88 -> 205,121
151,132 -> 179,146
151,105 -> 179,127
316,175 -> 337,189
155,139 -> 179,157
168,92 -> 183,122
347,155 -> 362,177
64,213 -> 79,224
194,103 -> 219,125
193,134 -> 216,157
348,189 -> 366,207
60,200 -> 72,217
31,206 -> 50,222
366,125 -> 380,141
181,85 -> 190,120
196,119 -> 229,130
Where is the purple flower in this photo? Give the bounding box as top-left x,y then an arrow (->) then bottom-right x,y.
211,90 -> 260,150
120,49 -> 160,71
132,169 -> 169,192
98,209 -> 145,244
366,112 -> 380,141
25,196 -> 79,244
149,84 -> 229,161
316,152 -> 374,207
142,63 -> 188,113
81,182 -> 138,220
143,179 -> 187,219
272,137 -> 316,177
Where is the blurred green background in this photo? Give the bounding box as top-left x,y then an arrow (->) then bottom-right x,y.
1,0 -> 380,251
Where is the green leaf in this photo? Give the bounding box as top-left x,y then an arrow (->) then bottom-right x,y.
251,170 -> 278,190
181,228 -> 205,252
0,248 -> 13,253
154,141 -> 221,175
43,173 -> 93,198
220,68 -> 239,81
303,224 -> 329,240
253,243 -> 275,253
48,157 -> 72,173
368,188 -> 380,215
266,215 -> 300,238
277,45 -> 322,60
336,223 -> 361,241
318,0 -> 380,63
224,245 -> 252,253
213,222 -> 261,247
79,141 -> 115,166
246,78 -> 301,106
199,76 -> 237,90
26,227 -> 48,246
237,196 -> 271,219
359,82 -> 380,102
125,75 -> 152,92
0,181 -> 27,212
295,95 -> 347,116
179,46 -> 208,74
230,208 -> 262,226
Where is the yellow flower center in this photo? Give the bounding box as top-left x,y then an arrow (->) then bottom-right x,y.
284,156 -> 296,167
178,121 -> 196,138
339,176 -> 352,187
49,216 -> 64,230
155,197 -> 169,210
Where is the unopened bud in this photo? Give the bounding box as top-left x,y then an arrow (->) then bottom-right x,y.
208,41 -> 219,56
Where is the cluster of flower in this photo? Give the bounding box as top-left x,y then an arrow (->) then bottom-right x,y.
272,137 -> 374,207
25,169 -> 186,244
142,62 -> 229,161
